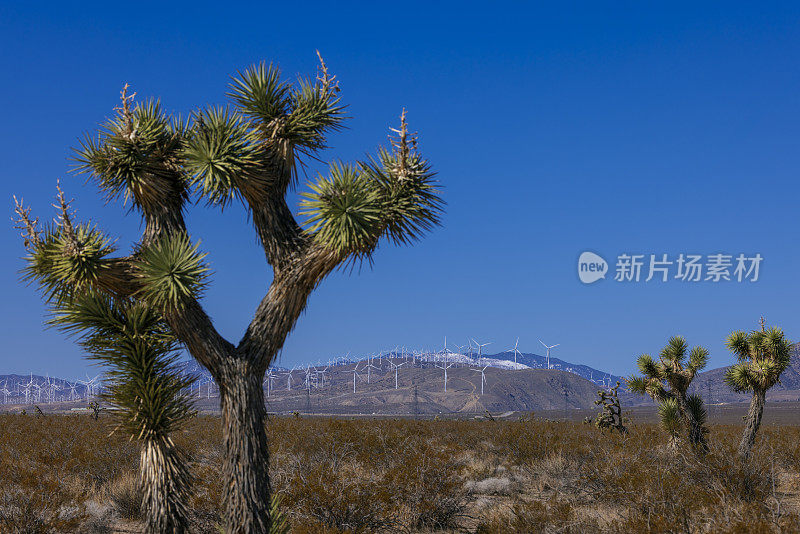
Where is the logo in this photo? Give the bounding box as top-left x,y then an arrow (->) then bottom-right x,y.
578,251 -> 608,284
577,251 -> 763,284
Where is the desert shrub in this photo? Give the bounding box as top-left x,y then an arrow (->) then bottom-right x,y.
0,473 -> 86,533
476,498 -> 598,534
391,447 -> 468,529
108,472 -> 143,520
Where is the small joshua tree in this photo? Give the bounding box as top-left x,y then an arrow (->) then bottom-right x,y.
627,336 -> 709,451
88,401 -> 101,420
52,291 -> 196,533
725,317 -> 792,459
594,381 -> 626,433
14,54 -> 443,532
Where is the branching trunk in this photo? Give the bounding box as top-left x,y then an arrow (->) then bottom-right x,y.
140,437 -> 193,534
739,389 -> 766,460
219,359 -> 272,533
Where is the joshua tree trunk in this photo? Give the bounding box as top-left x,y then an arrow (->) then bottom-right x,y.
218,360 -> 272,533
738,389 -> 766,459
140,437 -> 192,534
687,416 -> 707,451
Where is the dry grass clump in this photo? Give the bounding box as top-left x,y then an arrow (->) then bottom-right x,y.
108,472 -> 143,520
270,418 -> 469,532
1,413 -> 800,532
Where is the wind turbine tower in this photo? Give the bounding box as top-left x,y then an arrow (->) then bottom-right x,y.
365,357 -> 379,384
435,361 -> 454,392
352,363 -> 362,394
538,339 -> 560,370
506,337 -> 523,369
390,361 -> 406,389
472,365 -> 489,395
471,339 -> 492,366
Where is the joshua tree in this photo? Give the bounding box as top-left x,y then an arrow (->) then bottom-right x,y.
14,54 -> 443,532
594,381 -> 626,433
52,291 -> 196,533
88,401 -> 101,421
627,336 -> 709,451
724,317 -> 792,459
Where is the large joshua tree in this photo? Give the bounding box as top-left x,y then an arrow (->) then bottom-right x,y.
627,336 -> 709,451
725,318 -> 792,459
14,55 -> 443,532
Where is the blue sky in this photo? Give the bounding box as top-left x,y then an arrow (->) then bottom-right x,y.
1,2 -> 798,379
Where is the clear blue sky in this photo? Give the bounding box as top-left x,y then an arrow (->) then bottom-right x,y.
1,2 -> 798,379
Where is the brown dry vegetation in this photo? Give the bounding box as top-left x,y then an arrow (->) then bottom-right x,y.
1,414 -> 800,533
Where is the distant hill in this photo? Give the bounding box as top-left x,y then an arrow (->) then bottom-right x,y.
487,351 -> 626,388
254,361 -> 614,415
16,344 -> 800,414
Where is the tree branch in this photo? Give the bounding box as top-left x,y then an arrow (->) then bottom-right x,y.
237,244 -> 340,371
164,299 -> 236,378
249,195 -> 308,272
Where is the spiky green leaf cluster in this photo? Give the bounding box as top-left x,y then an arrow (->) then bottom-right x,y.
686,393 -> 708,429
134,234 -> 209,310
299,163 -> 382,256
74,99 -> 188,211
228,61 -> 345,150
658,397 -> 682,437
362,147 -> 444,246
626,336 -> 708,402
50,293 -> 196,441
22,222 -> 116,304
300,149 -> 444,258
724,326 -> 792,393
285,76 -> 346,150
182,107 -> 261,206
228,63 -> 290,126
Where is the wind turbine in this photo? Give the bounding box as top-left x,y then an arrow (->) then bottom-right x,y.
440,336 -> 449,359
264,370 -> 276,397
390,361 -> 406,389
284,367 -> 295,391
538,339 -> 560,370
471,339 -> 492,365
365,357 -> 379,384
472,365 -> 489,395
206,376 -> 216,398
352,362 -> 362,394
21,375 -> 33,404
505,337 -> 523,369
78,374 -> 101,399
435,361 -> 454,392
316,366 -> 329,388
